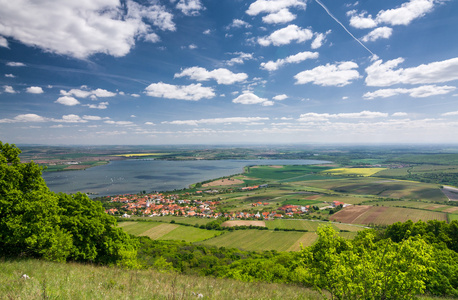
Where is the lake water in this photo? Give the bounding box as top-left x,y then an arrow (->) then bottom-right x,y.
42,159 -> 329,197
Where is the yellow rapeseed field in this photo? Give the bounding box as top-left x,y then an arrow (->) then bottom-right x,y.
322,167 -> 386,177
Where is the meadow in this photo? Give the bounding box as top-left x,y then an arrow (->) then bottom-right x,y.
0,259 -> 324,300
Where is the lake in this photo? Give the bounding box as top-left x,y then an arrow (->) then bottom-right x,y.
42,159 -> 329,197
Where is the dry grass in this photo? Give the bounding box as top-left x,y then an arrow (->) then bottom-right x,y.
221,220 -> 266,227
0,259 -> 323,300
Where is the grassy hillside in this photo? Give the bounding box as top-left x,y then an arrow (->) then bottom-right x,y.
1,259 -> 323,300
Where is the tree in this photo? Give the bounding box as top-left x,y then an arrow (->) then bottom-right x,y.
302,226 -> 435,300
0,142 -> 73,261
0,142 -> 137,266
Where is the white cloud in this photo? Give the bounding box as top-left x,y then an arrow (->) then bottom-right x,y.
84,102 -> 109,109
361,26 -> 392,42
5,74 -> 15,78
0,0 -> 175,59
442,111 -> 458,117
55,96 -> 80,106
298,110 -> 388,122
262,8 -> 296,24
82,115 -> 105,121
273,94 -> 288,101
57,114 -> 88,123
164,117 -> 269,126
363,85 -> 456,99
226,19 -> 252,29
365,57 -> 458,87
311,31 -> 329,49
295,61 -> 360,87
376,0 -> 435,26
145,122 -> 156,125
232,92 -> 270,105
246,0 -> 306,16
0,113 -> 47,123
174,67 -> 248,85
347,10 -> 377,29
26,86 -> 44,94
3,85 -> 16,93
392,112 -> 408,117
203,29 -> 211,35
0,36 -> 8,48
104,120 -> 134,126
260,51 -> 319,71
175,0 -> 205,16
131,94 -> 140,97
225,52 -> 254,66
60,88 -> 116,99
348,0 -> 438,30
145,82 -> 215,101
258,25 -> 313,46
6,62 -> 25,67
92,88 -> 117,98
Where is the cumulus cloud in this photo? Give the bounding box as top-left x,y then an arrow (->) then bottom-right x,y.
392,112 -> 408,117
246,0 -> 306,16
145,82 -> 215,101
311,31 -> 330,49
3,85 -> 16,93
0,36 -> 8,48
363,85 -> 456,99
376,0 -> 436,26
260,51 -> 319,71
348,0 -> 438,28
365,57 -> 458,87
0,113 -> 47,123
295,61 -> 360,87
6,62 -> 25,67
258,25 -> 313,46
361,26 -> 392,42
164,117 -> 269,126
225,52 -> 254,66
232,92 -> 271,106
175,0 -> 205,16
60,87 -> 116,99
84,102 -> 109,109
104,120 -> 134,126
226,19 -> 252,29
262,8 -> 296,24
298,110 -> 388,122
5,74 -> 15,78
0,0 -> 176,59
55,96 -> 80,106
347,10 -> 377,29
26,86 -> 44,94
273,94 -> 288,101
56,114 -> 88,123
442,111 -> 458,117
174,67 -> 248,85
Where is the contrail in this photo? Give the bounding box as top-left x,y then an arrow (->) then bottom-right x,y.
314,0 -> 375,57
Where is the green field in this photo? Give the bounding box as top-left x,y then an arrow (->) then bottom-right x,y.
299,177 -> 447,201
119,221 -> 221,242
199,230 -> 312,251
245,165 -> 333,182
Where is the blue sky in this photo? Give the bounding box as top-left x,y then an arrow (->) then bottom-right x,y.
1,0 -> 458,145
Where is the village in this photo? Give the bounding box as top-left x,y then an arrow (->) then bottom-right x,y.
105,185 -> 348,220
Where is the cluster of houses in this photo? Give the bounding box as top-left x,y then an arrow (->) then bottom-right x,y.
105,189 -> 349,220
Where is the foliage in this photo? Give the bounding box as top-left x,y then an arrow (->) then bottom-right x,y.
302,226 -> 436,299
0,142 -> 137,266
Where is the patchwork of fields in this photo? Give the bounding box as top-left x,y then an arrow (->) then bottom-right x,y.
116,163 -> 458,252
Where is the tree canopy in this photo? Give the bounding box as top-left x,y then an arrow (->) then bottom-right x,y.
0,142 -> 137,265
